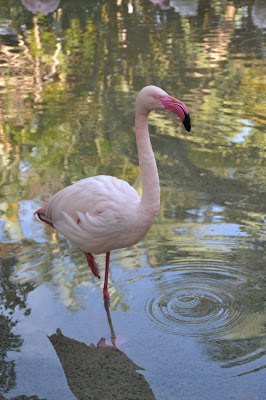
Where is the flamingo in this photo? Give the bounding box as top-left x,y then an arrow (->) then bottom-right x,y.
35,86 -> 191,300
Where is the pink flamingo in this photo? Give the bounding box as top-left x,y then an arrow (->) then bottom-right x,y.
35,86 -> 191,300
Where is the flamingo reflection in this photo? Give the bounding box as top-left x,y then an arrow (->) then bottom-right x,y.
49,301 -> 155,399
21,0 -> 60,15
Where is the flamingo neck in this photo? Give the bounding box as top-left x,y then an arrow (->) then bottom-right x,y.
135,112 -> 160,219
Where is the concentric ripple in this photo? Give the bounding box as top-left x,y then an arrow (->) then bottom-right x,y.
145,264 -> 254,338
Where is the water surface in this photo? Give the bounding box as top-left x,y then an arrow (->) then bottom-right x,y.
0,0 -> 265,399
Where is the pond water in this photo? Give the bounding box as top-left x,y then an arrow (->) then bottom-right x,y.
0,0 -> 265,399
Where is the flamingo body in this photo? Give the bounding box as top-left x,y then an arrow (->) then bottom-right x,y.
43,175 -> 150,255
35,86 -> 191,300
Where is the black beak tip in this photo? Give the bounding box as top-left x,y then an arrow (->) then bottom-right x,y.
183,113 -> 191,132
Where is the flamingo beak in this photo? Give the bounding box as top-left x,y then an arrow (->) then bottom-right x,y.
182,111 -> 191,132
159,95 -> 191,132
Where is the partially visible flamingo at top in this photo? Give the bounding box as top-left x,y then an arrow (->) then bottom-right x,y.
35,86 -> 191,300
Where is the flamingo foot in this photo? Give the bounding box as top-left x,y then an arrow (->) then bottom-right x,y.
97,337 -> 117,349
97,337 -> 109,348
100,298 -> 128,349
97,336 -> 127,349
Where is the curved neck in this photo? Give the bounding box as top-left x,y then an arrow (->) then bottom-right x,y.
135,112 -> 160,217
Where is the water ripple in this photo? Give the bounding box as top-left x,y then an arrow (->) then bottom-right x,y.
145,263 -> 254,338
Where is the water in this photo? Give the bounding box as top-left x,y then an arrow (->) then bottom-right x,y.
0,0 -> 265,399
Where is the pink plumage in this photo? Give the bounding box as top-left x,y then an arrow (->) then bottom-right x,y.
35,86 -> 191,300
44,176 -> 143,254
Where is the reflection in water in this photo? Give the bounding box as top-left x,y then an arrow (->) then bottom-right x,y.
145,263 -> 252,338
150,0 -> 170,10
150,0 -> 199,15
1,395 -> 46,400
49,327 -> 155,400
0,314 -> 21,393
201,2 -> 235,66
205,337 -> 266,377
0,0 -> 265,399
115,227 -> 265,377
170,0 -> 198,16
252,0 -> 266,29
0,250 -> 32,394
21,0 -> 60,15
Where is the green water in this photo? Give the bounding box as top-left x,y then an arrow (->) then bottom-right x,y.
0,1 -> 265,399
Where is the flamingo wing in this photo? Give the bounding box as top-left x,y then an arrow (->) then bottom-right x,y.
44,176 -> 141,254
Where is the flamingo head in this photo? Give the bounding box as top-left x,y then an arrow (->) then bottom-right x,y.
136,86 -> 191,132
159,94 -> 191,132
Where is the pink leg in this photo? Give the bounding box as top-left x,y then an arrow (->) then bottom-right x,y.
83,252 -> 100,278
103,251 -> 110,300
97,298 -> 117,349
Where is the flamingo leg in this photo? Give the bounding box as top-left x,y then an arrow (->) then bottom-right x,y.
103,251 -> 110,300
104,298 -> 116,345
83,252 -> 100,278
97,299 -> 117,349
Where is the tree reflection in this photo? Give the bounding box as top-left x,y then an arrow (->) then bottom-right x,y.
0,315 -> 19,393
204,337 -> 266,376
0,0 -> 264,310
0,1 -> 265,396
0,250 -> 33,394
0,0 -> 264,202
0,0 -> 264,288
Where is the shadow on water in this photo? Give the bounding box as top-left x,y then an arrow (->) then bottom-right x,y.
49,327 -> 155,400
47,300 -> 155,399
